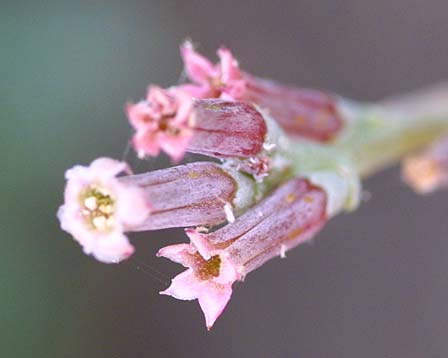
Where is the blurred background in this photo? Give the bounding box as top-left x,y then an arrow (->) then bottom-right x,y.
2,0 -> 448,357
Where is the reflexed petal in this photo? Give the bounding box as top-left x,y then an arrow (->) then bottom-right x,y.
160,269 -> 204,301
157,243 -> 194,265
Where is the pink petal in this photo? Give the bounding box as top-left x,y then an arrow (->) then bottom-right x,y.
132,130 -> 162,158
160,269 -> 204,300
89,157 -> 130,177
156,243 -> 193,265
159,132 -> 193,163
86,232 -> 135,264
180,41 -> 217,86
185,228 -> 214,260
198,284 -> 232,330
217,47 -> 241,84
147,86 -> 173,109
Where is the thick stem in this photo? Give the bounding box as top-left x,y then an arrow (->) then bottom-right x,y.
341,83 -> 448,178
281,83 -> 448,216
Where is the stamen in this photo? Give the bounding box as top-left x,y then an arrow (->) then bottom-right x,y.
196,255 -> 221,280
81,186 -> 116,232
84,196 -> 97,211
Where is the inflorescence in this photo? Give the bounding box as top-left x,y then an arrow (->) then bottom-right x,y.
58,40 -> 448,329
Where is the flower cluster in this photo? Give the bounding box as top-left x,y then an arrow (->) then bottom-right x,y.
58,41 -> 355,329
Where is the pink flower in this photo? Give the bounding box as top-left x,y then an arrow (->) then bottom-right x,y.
180,41 -> 343,142
127,86 -> 194,162
57,158 -> 150,263
127,88 -> 267,162
159,178 -> 328,329
157,244 -> 238,330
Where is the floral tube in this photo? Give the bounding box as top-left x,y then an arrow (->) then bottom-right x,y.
120,161 -> 254,230
158,177 -> 327,328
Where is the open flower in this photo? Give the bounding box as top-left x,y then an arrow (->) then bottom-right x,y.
158,244 -> 238,330
127,86 -> 194,161
159,178 -> 327,329
127,87 -> 267,162
57,158 -> 150,263
180,41 -> 343,142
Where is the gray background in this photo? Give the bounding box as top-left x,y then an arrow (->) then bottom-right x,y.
2,0 -> 448,357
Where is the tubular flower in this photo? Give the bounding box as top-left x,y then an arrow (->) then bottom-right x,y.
127,87 -> 267,162
58,160 -> 255,259
158,178 -> 328,329
180,41 -> 343,142
57,158 -> 150,263
402,135 -> 448,194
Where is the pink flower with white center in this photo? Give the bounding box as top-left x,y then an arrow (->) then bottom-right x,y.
157,244 -> 238,330
127,87 -> 267,162
158,178 -> 327,329
127,86 -> 194,162
57,158 -> 150,263
180,41 -> 343,142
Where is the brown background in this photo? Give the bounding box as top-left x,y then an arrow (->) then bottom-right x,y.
2,0 -> 448,357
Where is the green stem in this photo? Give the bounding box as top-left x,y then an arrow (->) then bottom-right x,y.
339,83 -> 448,177
280,82 -> 448,214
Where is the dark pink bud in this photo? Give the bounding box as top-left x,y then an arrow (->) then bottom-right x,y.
242,76 -> 343,142
188,99 -> 267,158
